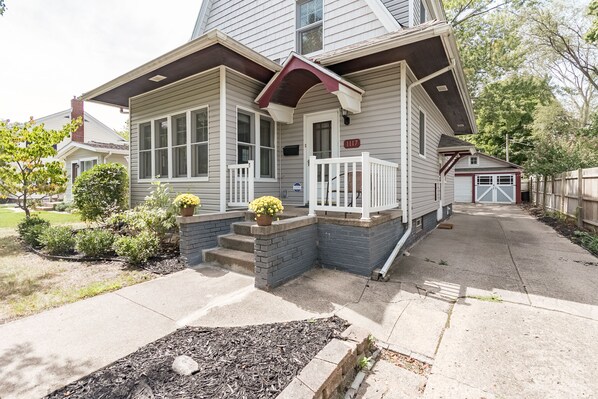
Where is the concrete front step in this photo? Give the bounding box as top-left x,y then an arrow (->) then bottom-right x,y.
219,233 -> 255,253
203,247 -> 255,275
232,221 -> 256,236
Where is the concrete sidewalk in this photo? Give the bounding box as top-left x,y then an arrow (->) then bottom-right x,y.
1,204 -> 597,398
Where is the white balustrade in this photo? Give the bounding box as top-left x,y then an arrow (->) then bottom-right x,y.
308,152 -> 398,220
228,161 -> 254,208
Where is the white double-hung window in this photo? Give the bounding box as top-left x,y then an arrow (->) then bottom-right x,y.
237,109 -> 276,180
297,0 -> 323,55
138,106 -> 209,181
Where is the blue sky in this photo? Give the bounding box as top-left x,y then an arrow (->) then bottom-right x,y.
0,0 -> 201,131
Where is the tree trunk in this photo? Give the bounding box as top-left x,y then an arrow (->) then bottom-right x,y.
22,190 -> 30,218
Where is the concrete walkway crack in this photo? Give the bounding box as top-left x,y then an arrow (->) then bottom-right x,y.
114,292 -> 177,323
496,218 -> 532,305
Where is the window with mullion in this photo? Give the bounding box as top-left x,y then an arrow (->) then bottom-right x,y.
191,109 -> 208,178
154,118 -> 169,178
139,122 -> 152,179
259,117 -> 275,178
237,112 -> 255,164
297,0 -> 323,55
171,113 -> 187,178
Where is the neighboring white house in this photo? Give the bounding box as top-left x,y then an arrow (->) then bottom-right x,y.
454,152 -> 522,204
80,0 -> 479,277
47,99 -> 129,201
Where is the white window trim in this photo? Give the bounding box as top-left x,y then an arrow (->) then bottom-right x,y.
295,0 -> 325,56
418,107 -> 427,159
469,156 -> 478,166
137,104 -> 210,183
235,105 -> 278,182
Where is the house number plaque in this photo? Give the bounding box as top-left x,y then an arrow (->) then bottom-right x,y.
344,139 -> 361,149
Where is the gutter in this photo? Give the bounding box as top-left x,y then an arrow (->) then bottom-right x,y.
377,60 -> 456,280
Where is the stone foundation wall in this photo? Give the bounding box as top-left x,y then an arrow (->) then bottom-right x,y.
177,212 -> 245,265
253,216 -> 318,289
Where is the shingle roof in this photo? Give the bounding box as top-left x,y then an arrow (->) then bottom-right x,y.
85,141 -> 129,151
438,134 -> 475,149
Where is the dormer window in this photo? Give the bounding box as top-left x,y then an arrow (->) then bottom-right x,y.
470,156 -> 478,166
297,0 -> 323,55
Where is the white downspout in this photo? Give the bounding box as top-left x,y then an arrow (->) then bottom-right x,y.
377,59 -> 456,280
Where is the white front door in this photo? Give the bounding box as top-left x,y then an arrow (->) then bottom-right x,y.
304,110 -> 340,204
475,174 -> 515,203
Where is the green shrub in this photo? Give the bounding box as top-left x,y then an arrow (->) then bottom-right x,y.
73,163 -> 129,222
76,229 -> 116,257
40,226 -> 76,255
113,231 -> 159,264
108,181 -> 176,245
575,231 -> 598,256
53,202 -> 73,212
17,216 -> 50,248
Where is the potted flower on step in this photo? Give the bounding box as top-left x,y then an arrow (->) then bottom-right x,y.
174,193 -> 201,216
249,196 -> 284,226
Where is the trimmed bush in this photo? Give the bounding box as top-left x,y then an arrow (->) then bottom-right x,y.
76,229 -> 116,257
113,231 -> 159,265
73,163 -> 129,222
40,226 -> 76,255
18,216 -> 50,248
53,202 -> 73,212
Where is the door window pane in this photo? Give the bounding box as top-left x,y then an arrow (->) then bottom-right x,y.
313,121 -> 331,159
497,175 -> 514,185
476,176 -> 492,185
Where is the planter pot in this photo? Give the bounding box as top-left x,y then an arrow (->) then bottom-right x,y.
180,206 -> 196,217
256,214 -> 273,226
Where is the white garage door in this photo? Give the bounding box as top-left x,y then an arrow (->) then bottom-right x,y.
455,176 -> 472,202
475,174 -> 516,204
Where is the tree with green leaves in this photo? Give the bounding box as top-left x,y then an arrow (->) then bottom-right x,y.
444,0 -> 530,96
466,75 -> 554,165
586,0 -> 598,43
0,118 -> 80,217
0,0 -> 5,16
526,101 -> 598,177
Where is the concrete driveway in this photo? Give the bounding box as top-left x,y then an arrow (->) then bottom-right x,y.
358,204 -> 598,398
1,204 -> 597,398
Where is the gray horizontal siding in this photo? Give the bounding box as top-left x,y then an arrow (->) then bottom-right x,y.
129,69 -> 221,212
381,0 -> 409,26
200,0 -> 386,61
279,63 -> 402,205
410,73 -> 454,219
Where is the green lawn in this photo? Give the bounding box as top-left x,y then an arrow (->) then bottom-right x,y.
0,208 -> 81,228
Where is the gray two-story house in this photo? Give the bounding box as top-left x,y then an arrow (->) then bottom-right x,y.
82,0 -> 477,285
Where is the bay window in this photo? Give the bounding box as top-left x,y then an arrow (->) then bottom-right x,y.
138,106 -> 209,181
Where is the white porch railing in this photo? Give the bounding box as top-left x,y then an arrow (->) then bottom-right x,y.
308,152 -> 398,220
228,161 -> 254,208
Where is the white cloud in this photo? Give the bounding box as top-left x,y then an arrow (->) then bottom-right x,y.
0,0 -> 201,130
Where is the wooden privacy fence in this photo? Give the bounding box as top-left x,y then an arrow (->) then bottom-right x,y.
529,167 -> 598,230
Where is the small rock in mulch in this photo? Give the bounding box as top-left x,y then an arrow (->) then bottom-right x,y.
45,317 -> 349,399
172,355 -> 199,376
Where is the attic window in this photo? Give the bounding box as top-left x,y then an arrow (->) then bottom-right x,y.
297,0 -> 323,55
470,156 -> 478,166
149,75 -> 167,82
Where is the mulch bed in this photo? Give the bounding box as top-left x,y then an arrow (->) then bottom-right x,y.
45,317 -> 349,399
140,256 -> 187,275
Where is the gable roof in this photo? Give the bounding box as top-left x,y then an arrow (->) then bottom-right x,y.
56,140 -> 129,160
438,134 -> 475,150
33,109 -> 125,143
474,153 -> 522,169
191,0 -> 401,39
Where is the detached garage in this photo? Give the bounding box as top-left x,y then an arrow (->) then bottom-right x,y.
454,154 -> 522,204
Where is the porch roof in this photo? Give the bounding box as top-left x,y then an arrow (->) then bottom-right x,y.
314,21 -> 477,135
437,134 -> 476,153
81,30 -> 280,108
255,53 -> 364,123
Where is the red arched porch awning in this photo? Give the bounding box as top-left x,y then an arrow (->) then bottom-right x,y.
255,53 -> 364,123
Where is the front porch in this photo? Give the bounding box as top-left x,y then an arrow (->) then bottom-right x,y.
227,151 -> 400,221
